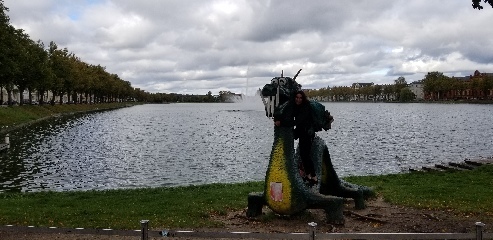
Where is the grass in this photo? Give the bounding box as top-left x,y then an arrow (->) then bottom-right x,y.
345,165 -> 493,217
2,103 -> 492,230
0,166 -> 492,230
0,182 -> 263,229
0,103 -> 139,132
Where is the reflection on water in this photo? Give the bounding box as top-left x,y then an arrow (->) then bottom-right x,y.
1,102 -> 492,192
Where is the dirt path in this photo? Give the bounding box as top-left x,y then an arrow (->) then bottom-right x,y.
1,197 -> 489,240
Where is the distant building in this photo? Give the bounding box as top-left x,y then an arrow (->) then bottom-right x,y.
425,70 -> 493,100
351,82 -> 374,90
409,80 -> 424,100
466,70 -> 493,100
351,82 -> 374,101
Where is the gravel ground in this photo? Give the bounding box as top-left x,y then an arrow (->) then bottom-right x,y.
1,197 -> 490,240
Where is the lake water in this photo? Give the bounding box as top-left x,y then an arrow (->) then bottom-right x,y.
1,100 -> 492,192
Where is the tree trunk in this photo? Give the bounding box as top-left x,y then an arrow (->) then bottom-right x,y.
28,88 -> 33,104
51,93 -> 56,105
7,90 -> 13,105
6,84 -> 14,105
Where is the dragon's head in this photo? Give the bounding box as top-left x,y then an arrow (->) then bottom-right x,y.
259,70 -> 334,131
259,71 -> 302,117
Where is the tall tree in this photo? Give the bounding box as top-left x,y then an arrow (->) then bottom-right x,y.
1,0 -> 139,104
399,88 -> 415,102
393,76 -> 408,101
370,84 -> 383,101
422,72 -> 451,100
48,41 -> 71,104
479,75 -> 493,99
12,29 -> 34,105
24,40 -> 50,104
0,1 -> 16,105
383,85 -> 394,101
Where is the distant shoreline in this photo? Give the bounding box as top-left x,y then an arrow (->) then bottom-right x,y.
0,103 -> 139,136
317,99 -> 493,104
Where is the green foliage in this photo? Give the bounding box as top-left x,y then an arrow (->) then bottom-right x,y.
399,88 -> 415,102
0,182 -> 263,229
393,76 -> 407,100
0,0 -> 9,24
472,0 -> 493,10
422,72 -> 452,100
0,4 -> 142,105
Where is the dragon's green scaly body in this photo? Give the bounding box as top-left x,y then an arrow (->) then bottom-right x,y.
247,72 -> 374,223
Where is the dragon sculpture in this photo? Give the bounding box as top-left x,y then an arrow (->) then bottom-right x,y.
247,69 -> 374,224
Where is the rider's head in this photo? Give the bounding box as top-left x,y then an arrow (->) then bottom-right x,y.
294,90 -> 307,106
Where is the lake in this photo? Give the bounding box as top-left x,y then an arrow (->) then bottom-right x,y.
1,100 -> 492,192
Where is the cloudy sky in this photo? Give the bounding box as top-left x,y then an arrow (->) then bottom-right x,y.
4,0 -> 493,95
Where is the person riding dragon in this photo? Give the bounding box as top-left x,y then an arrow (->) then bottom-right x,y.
246,69 -> 374,224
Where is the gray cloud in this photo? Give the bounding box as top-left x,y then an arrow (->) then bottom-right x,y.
4,0 -> 493,95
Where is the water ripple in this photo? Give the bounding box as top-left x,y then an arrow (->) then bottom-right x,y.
1,102 -> 492,192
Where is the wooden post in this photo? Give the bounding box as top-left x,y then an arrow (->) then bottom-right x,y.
476,222 -> 485,240
308,222 -> 317,240
140,220 -> 149,240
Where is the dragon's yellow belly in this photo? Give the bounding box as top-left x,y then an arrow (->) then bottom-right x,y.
264,131 -> 307,215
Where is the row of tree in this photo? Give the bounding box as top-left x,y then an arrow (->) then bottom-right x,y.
3,0 -> 491,105
422,72 -> 493,100
145,90 -> 242,103
305,76 -> 413,102
0,1 -> 251,106
305,72 -> 493,103
0,1 -> 143,106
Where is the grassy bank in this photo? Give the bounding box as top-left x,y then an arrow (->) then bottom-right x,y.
0,103 -> 140,134
0,165 -> 492,230
0,182 -> 263,229
345,165 -> 493,216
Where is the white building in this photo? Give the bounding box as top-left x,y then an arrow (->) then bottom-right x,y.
409,81 -> 424,100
